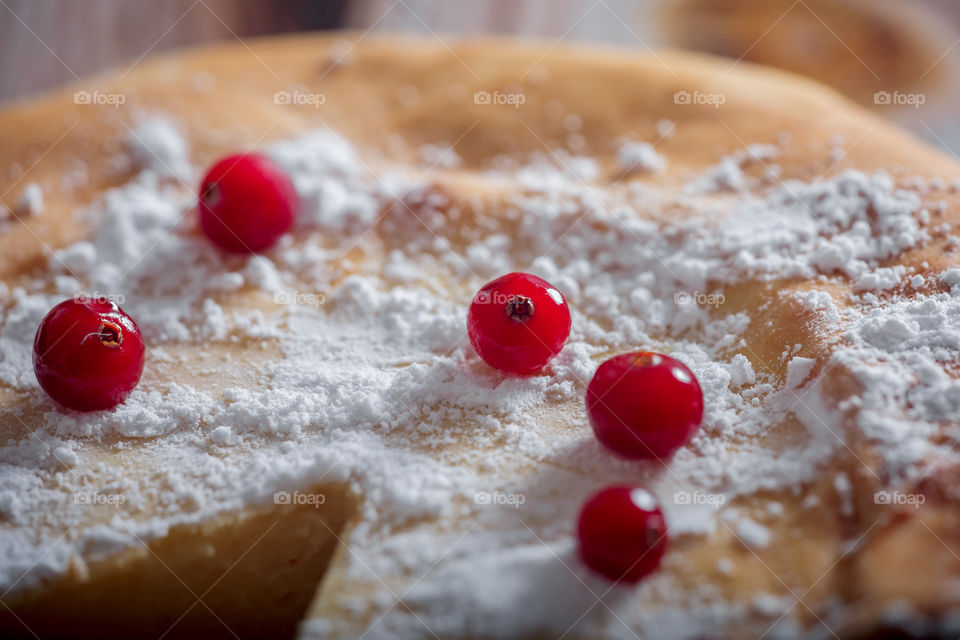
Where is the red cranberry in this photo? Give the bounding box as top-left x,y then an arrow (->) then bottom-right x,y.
198,152 -> 298,253
578,485 -> 668,583
586,352 -> 703,459
467,273 -> 571,374
33,298 -> 145,411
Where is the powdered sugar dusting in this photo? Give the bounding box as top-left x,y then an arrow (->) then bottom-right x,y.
617,140 -> 666,174
0,115 -> 953,639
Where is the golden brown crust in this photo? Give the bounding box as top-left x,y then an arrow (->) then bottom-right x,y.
1,484 -> 355,639
659,0 -> 957,108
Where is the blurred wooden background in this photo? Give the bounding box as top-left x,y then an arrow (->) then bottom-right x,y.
2,0 -> 960,151
0,0 -> 347,101
2,0 -> 959,102
0,0 -> 666,102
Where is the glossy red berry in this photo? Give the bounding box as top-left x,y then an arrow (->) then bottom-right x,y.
586,352 -> 703,459
33,298 -> 145,411
198,152 -> 298,253
467,272 -> 571,375
578,485 -> 668,583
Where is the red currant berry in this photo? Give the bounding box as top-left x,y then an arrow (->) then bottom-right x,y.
467,273 -> 571,375
33,298 -> 145,411
586,352 -> 703,459
578,485 -> 668,583
198,152 -> 298,253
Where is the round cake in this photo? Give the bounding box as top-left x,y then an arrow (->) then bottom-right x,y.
0,33 -> 959,640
